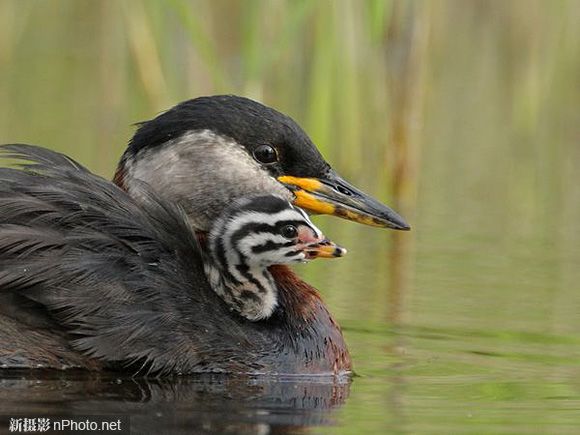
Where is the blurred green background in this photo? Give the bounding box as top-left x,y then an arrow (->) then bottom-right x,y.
1,0 -> 580,432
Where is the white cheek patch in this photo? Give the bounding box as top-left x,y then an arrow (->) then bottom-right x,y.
122,129 -> 293,230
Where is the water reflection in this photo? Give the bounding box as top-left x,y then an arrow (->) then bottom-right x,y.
0,371 -> 350,434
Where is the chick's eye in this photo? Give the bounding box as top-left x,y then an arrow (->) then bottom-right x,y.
253,145 -> 278,164
281,224 -> 298,239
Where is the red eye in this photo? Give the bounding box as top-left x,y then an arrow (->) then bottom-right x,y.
281,225 -> 298,239
253,145 -> 278,164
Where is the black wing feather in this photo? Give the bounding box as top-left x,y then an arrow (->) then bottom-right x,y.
0,144 -> 260,374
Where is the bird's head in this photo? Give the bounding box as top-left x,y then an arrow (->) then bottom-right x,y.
208,195 -> 346,270
205,195 -> 346,321
114,95 -> 410,232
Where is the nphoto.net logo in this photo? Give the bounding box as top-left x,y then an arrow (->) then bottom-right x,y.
6,416 -> 129,434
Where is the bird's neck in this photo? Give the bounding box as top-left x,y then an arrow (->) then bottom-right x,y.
202,255 -> 278,322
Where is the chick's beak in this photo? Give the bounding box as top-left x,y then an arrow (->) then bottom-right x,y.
305,239 -> 347,259
296,225 -> 347,260
278,170 -> 411,231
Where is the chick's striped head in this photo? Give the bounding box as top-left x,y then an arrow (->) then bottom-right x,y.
205,195 -> 346,321
209,195 -> 346,268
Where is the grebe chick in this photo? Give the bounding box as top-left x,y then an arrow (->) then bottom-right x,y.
204,195 -> 346,321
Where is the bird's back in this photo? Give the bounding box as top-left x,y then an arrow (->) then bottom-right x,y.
0,145 -> 350,375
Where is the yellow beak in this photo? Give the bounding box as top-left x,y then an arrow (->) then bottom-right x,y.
304,239 -> 347,260
278,171 -> 410,230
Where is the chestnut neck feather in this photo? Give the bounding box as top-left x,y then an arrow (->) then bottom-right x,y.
113,165 -> 127,190
266,265 -> 352,374
269,265 -> 321,320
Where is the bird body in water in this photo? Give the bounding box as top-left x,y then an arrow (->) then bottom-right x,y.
0,95 -> 409,375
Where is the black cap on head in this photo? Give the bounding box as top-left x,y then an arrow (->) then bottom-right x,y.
123,95 -> 410,231
128,95 -> 330,179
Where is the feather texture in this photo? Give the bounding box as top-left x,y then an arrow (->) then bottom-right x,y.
0,144 -> 351,375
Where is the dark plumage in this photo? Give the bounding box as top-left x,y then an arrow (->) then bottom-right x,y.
0,95 -> 408,375
0,145 -> 349,375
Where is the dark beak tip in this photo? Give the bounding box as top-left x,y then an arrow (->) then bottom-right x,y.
381,211 -> 411,231
393,216 -> 411,231
386,222 -> 411,231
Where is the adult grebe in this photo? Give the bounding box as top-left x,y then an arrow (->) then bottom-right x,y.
0,95 -> 408,375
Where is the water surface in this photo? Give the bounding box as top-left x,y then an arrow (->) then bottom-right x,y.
1,1 -> 579,433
